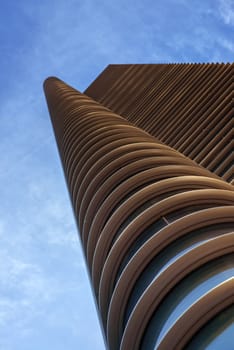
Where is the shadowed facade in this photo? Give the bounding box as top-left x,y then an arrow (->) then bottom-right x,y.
44,64 -> 234,350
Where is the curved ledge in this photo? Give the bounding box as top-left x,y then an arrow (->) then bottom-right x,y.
119,233 -> 234,350
80,150 -> 189,237
104,207 -> 234,343
157,279 -> 234,350
86,165 -> 228,265
97,195 -> 234,305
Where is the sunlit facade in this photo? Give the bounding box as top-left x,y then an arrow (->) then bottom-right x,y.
44,63 -> 234,350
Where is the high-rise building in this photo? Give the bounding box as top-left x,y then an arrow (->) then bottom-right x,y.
44,63 -> 234,350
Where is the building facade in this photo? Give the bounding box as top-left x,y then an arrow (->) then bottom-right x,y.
44,64 -> 234,350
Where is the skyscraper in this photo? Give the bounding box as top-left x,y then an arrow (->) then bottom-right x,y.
44,63 -> 234,350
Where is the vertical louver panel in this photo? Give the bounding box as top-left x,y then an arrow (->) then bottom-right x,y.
85,63 -> 233,184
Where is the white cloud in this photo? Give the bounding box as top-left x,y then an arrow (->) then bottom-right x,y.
218,0 -> 234,25
0,251 -> 54,326
0,1 -> 232,349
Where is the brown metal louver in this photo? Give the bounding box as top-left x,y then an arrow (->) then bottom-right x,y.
44,65 -> 234,350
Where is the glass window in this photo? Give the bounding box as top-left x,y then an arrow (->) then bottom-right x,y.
114,205 -> 225,291
156,270 -> 234,347
140,254 -> 234,350
124,224 -> 233,328
185,305 -> 234,350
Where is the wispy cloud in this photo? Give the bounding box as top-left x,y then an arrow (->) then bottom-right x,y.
0,251 -> 56,339
0,0 -> 233,349
218,0 -> 234,25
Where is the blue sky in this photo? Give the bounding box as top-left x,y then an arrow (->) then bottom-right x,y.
0,0 -> 233,349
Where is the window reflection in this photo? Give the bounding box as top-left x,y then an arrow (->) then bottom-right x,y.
124,224 -> 233,327
185,305 -> 234,350
140,254 -> 234,350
